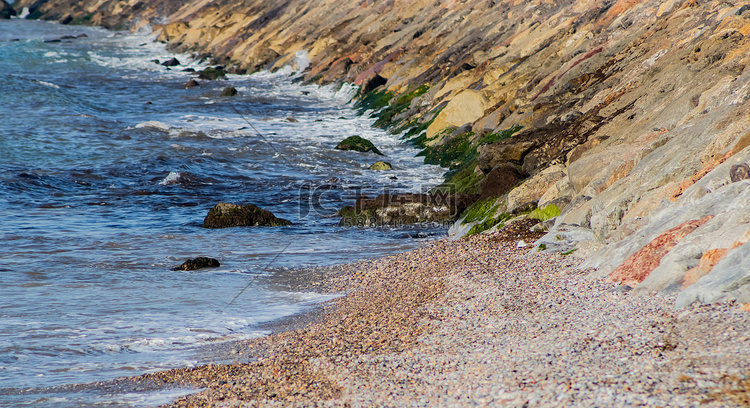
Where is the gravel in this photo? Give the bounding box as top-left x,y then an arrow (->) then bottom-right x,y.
131,225 -> 750,406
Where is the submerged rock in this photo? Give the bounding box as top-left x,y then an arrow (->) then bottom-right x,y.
161,57 -> 181,67
184,79 -> 200,88
173,257 -> 220,271
197,67 -> 226,80
203,202 -> 292,228
221,86 -> 238,96
368,161 -> 393,170
335,136 -> 383,155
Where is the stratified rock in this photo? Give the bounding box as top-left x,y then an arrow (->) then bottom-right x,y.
173,257 -> 220,271
335,136 -> 383,155
161,57 -> 181,67
197,67 -> 226,80
221,86 -> 238,96
730,163 -> 750,182
479,163 -> 525,200
202,202 -> 292,228
184,79 -> 200,88
0,0 -> 16,19
607,216 -> 714,287
339,193 -> 475,227
368,161 -> 393,170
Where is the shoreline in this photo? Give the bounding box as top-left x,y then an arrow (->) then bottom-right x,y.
6,224 -> 750,406
140,225 -> 750,406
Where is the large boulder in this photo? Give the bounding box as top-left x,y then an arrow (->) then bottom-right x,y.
339,193 -> 475,227
0,0 -> 16,19
426,90 -> 488,142
335,136 -> 383,155
202,202 -> 292,228
479,163 -> 526,201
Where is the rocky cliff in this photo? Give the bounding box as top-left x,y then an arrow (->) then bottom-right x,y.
16,0 -> 750,307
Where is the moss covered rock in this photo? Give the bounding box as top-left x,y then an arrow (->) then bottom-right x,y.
368,161 -> 393,170
197,67 -> 226,80
335,136 -> 383,155
202,202 -> 292,228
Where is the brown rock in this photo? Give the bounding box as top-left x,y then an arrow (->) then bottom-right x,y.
0,0 -> 16,19
477,139 -> 537,172
479,163 -> 525,201
338,193 -> 475,227
202,202 -> 292,228
184,79 -> 200,88
730,163 -> 750,182
608,216 -> 714,286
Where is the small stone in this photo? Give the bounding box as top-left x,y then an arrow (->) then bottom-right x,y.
517,240 -> 528,248
184,79 -> 200,88
729,163 -> 750,182
173,257 -> 220,271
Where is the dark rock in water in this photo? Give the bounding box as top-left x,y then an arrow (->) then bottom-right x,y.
197,67 -> 226,80
203,202 -> 292,228
151,59 -> 160,64
360,72 -> 387,96
480,163 -> 526,200
59,14 -> 73,25
182,68 -> 196,72
730,163 -> 750,182
161,57 -> 181,67
335,136 -> 383,155
338,193 -> 476,227
250,48 -> 281,72
0,0 -> 16,19
286,117 -> 298,122
368,161 -> 393,170
173,257 -> 220,271
184,79 -> 200,88
221,86 -> 238,96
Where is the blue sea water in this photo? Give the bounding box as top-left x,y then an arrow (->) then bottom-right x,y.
0,19 -> 445,406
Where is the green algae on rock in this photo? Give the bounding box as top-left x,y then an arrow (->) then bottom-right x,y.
368,161 -> 393,170
202,202 -> 292,228
335,136 -> 383,156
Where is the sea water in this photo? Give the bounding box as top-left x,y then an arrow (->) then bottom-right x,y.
0,19 -> 445,406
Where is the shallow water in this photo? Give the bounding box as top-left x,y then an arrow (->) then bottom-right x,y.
0,19 -> 445,405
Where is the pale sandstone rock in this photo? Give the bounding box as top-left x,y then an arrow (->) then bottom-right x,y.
505,165 -> 565,213
426,90 -> 488,142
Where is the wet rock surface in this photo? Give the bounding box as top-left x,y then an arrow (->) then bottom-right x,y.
338,193 -> 475,227
334,136 -> 383,156
173,257 -> 220,271
202,202 -> 292,228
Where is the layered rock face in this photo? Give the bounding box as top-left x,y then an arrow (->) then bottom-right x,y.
18,0 -> 750,306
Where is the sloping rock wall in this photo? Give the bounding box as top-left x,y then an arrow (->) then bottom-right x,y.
17,0 -> 750,307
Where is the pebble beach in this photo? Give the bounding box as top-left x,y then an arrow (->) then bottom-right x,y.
119,222 -> 750,407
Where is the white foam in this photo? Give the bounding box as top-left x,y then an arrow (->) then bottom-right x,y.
158,171 -> 181,186
134,121 -> 171,131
